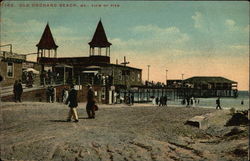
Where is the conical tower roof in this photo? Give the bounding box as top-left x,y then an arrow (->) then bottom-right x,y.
36,23 -> 58,50
88,20 -> 112,48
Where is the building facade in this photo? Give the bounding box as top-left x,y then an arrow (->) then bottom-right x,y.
0,51 -> 26,86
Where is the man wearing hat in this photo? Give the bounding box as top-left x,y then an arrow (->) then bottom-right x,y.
86,84 -> 96,119
66,84 -> 79,122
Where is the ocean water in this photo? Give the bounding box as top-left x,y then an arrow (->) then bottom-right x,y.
167,91 -> 249,110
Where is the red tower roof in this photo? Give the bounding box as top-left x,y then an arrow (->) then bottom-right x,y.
88,20 -> 112,48
36,23 -> 58,50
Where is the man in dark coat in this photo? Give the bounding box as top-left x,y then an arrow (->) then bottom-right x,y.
86,84 -> 96,119
216,97 -> 222,110
159,96 -> 164,106
16,80 -> 23,102
155,97 -> 159,105
13,80 -> 19,102
66,85 -> 79,122
164,95 -> 168,107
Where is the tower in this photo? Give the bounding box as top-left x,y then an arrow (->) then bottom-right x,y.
36,23 -> 58,59
88,20 -> 112,57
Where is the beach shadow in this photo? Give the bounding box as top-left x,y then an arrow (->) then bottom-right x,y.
49,120 -> 69,122
78,117 -> 91,119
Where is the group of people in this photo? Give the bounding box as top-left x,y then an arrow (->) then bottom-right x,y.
153,96 -> 168,106
65,84 -> 96,123
124,94 -> 134,105
183,97 -> 199,107
22,72 -> 34,88
13,80 -> 23,102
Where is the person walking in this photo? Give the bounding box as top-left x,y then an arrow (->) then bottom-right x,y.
131,93 -> 134,105
16,80 -> 23,102
216,97 -> 222,110
86,84 -> 96,119
13,80 -> 19,102
66,85 -> 79,122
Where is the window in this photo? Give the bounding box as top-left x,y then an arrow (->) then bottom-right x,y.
137,73 -> 141,81
7,62 -> 14,78
119,71 -> 122,81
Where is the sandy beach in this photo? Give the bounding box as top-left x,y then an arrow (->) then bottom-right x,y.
0,102 -> 248,161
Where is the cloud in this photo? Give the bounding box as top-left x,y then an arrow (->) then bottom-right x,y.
224,19 -> 248,33
111,24 -> 190,52
225,19 -> 238,31
192,12 -> 203,29
229,45 -> 249,53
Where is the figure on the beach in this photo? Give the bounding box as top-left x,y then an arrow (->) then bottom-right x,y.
216,97 -> 222,110
46,86 -> 51,102
130,93 -> 134,105
156,97 -> 159,105
86,84 -> 96,119
26,72 -> 33,88
186,97 -> 190,107
49,86 -> 55,103
159,96 -> 164,106
13,80 -> 23,102
62,88 -> 69,103
17,80 -> 23,102
66,84 -> 79,122
181,99 -> 185,105
241,100 -> 244,105
46,86 -> 54,103
191,97 -> 196,107
164,95 -> 168,106
13,80 -> 18,102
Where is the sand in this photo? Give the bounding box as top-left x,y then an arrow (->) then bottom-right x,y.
0,102 -> 248,161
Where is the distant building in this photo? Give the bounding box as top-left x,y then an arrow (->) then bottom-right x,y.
167,76 -> 239,98
0,51 -> 42,87
183,76 -> 238,90
0,51 -> 26,86
167,79 -> 183,88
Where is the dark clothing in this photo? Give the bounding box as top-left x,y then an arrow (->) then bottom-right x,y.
13,82 -> 23,102
86,101 -> 95,118
156,97 -> 159,105
87,88 -> 95,102
66,89 -> 78,108
46,86 -> 54,103
216,98 -> 222,110
159,96 -> 164,106
186,97 -> 190,107
86,88 -> 95,118
164,96 -> 167,106
16,82 -> 23,102
131,95 -> 134,105
13,82 -> 18,102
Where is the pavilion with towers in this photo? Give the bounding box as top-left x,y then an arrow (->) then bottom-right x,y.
36,19 -> 142,103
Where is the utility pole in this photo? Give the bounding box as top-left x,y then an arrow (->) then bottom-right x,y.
166,68 -> 168,87
121,56 -> 130,102
181,73 -> 184,88
147,65 -> 150,82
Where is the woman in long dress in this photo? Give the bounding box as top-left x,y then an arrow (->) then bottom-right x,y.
63,88 -> 69,103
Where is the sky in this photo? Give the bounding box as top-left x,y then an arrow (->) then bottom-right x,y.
0,1 -> 249,90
